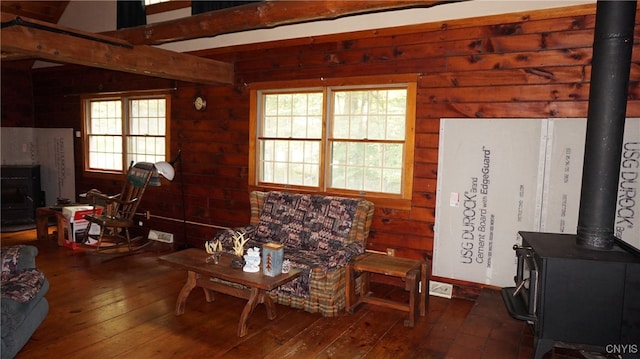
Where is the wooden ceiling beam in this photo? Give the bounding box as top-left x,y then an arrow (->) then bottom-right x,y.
0,51 -> 35,61
0,1 -> 69,24
0,12 -> 234,85
108,0 -> 452,46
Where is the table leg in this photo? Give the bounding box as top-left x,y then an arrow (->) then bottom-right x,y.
420,261 -> 428,317
263,291 -> 277,320
238,287 -> 261,337
35,208 -> 50,241
361,271 -> 370,297
176,271 -> 198,315
404,269 -> 418,327
345,261 -> 355,313
203,288 -> 215,303
56,217 -> 66,246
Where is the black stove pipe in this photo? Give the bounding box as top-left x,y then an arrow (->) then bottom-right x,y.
577,0 -> 636,250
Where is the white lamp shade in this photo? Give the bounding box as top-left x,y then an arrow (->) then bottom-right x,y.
154,161 -> 176,181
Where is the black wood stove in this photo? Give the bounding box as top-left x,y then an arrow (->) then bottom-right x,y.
503,232 -> 640,358
502,1 -> 640,358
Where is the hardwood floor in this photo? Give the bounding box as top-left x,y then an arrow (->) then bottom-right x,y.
1,229 -> 586,359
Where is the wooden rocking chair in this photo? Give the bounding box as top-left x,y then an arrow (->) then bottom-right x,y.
83,162 -> 155,252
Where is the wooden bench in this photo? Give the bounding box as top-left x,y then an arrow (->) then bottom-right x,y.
346,252 -> 429,327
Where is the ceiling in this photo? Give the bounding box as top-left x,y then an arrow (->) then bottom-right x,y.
0,1 -> 448,84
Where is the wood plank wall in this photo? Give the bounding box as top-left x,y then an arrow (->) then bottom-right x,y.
1,61 -> 35,126
6,3 -> 640,293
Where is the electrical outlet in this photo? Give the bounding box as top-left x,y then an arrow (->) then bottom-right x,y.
386,248 -> 395,256
148,229 -> 174,243
429,280 -> 453,299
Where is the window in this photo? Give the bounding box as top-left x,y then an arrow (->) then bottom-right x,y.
83,94 -> 170,173
144,0 -> 167,5
144,0 -> 189,15
250,75 -> 416,208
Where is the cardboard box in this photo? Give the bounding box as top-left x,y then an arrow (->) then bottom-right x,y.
62,205 -> 97,221
262,242 -> 284,276
61,206 -> 102,247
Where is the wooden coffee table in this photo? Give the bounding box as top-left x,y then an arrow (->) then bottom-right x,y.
158,248 -> 300,337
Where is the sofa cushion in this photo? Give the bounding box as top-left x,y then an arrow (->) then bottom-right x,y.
253,192 -> 360,252
300,194 -> 360,251
2,245 -> 38,281
2,269 -> 46,303
253,192 -> 311,248
1,244 -> 48,334
267,241 -> 365,297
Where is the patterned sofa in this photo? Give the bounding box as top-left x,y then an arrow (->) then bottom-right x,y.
214,191 -> 374,317
1,245 -> 49,359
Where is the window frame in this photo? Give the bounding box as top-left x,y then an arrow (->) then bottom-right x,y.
249,74 -> 417,210
81,92 -> 172,176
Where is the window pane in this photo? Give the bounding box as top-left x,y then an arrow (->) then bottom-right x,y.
364,168 -> 382,192
332,88 -> 407,140
384,143 -> 403,168
331,142 -> 365,191
329,141 -> 402,194
261,156 -> 274,183
365,143 -> 383,167
388,89 -> 407,114
88,135 -> 122,170
331,165 -> 346,188
130,98 -> 166,136
258,139 -> 319,186
349,115 -> 366,139
289,163 -> 304,185
332,142 -> 347,164
277,115 -> 292,138
387,115 -> 406,140
346,166 -> 363,190
274,162 -> 288,183
274,141 -> 289,161
304,164 -> 318,186
263,116 -> 278,138
89,100 -> 122,135
383,168 -> 402,193
262,93 -> 322,138
347,142 -> 365,167
127,136 -> 165,164
262,140 -> 274,161
333,115 -> 350,138
367,115 -> 385,139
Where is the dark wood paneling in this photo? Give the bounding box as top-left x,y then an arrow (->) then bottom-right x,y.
1,62 -> 34,126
